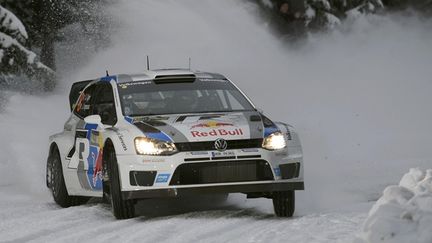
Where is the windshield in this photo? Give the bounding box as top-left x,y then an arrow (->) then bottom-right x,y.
117,79 -> 255,116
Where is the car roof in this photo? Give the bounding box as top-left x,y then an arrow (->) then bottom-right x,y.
88,69 -> 228,84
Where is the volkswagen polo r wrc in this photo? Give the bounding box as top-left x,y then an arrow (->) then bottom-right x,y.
46,69 -> 304,219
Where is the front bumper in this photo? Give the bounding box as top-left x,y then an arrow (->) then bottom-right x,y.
122,181 -> 304,200
117,147 -> 304,197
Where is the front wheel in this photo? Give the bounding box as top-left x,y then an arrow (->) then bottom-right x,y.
272,191 -> 295,217
104,146 -> 135,219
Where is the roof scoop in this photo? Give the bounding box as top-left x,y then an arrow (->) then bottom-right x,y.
153,74 -> 196,84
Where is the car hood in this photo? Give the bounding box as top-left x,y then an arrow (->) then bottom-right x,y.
131,111 -> 276,143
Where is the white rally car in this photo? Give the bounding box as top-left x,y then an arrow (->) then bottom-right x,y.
46,69 -> 304,219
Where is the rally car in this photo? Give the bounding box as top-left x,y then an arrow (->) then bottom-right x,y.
46,69 -> 304,219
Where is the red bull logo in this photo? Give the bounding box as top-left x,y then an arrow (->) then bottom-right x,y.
190,121 -> 234,129
190,120 -> 244,137
191,129 -> 244,137
92,149 -> 103,187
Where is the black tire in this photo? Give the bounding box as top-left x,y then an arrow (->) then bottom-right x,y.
48,147 -> 88,207
105,146 -> 135,219
272,191 -> 295,217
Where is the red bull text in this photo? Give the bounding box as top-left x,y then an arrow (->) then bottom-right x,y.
191,128 -> 244,137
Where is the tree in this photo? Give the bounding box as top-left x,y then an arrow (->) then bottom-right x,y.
254,0 -> 386,37
0,4 -> 55,91
0,0 -> 111,71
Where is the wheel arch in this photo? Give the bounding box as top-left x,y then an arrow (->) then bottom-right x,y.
46,142 -> 59,188
103,138 -> 115,155
48,142 -> 59,156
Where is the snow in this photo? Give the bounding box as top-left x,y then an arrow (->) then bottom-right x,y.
305,6 -> 316,19
346,7 -> 363,20
1,0 -> 432,242
376,0 -> 384,8
0,5 -> 28,41
316,0 -> 331,10
356,168 -> 432,243
0,31 -> 52,71
367,3 -> 376,12
325,13 -> 341,28
0,32 -> 33,64
260,0 -> 273,8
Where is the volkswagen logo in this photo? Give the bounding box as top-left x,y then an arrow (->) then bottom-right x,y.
214,138 -> 228,152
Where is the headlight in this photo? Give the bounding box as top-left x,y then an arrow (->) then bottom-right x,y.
134,137 -> 177,155
262,132 -> 286,150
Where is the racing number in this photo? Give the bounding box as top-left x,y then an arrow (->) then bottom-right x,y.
68,138 -> 89,170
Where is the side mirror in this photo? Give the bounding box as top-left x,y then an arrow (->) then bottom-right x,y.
84,115 -> 102,126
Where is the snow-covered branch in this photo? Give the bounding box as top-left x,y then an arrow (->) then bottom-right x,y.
0,4 -> 55,91
0,5 -> 28,43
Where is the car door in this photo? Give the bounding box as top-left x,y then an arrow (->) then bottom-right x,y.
68,82 -> 117,192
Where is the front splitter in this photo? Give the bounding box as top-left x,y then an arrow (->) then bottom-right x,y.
122,181 -> 304,200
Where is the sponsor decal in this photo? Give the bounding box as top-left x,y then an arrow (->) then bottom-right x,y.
284,124 -> 293,140
211,151 -> 235,158
199,78 -> 227,82
241,148 -> 259,153
286,131 -> 292,140
273,168 -> 281,177
122,81 -> 151,86
89,145 -> 103,188
71,123 -> 103,190
100,75 -> 117,82
189,151 -> 209,156
191,129 -> 243,137
190,121 -> 244,138
75,93 -> 90,112
114,131 -> 127,151
190,121 -> 233,129
155,174 -> 170,183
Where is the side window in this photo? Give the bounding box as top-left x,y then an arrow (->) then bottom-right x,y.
74,84 -> 96,118
93,83 -> 117,125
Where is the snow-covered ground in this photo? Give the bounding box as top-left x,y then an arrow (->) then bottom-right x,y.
356,168 -> 432,243
1,0 -> 432,242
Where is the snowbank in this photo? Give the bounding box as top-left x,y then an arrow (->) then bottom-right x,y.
356,168 -> 432,243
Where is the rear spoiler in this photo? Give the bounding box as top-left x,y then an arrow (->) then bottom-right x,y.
69,80 -> 92,111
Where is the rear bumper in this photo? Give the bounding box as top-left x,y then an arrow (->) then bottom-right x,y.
122,181 -> 304,200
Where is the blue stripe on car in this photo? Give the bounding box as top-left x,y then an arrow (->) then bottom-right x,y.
144,131 -> 173,142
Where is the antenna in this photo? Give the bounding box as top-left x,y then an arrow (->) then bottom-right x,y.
146,56 -> 150,70
106,70 -> 109,76
188,57 -> 191,70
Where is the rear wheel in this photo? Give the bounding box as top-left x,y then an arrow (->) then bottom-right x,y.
47,147 -> 88,207
104,146 -> 135,219
272,191 -> 295,217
